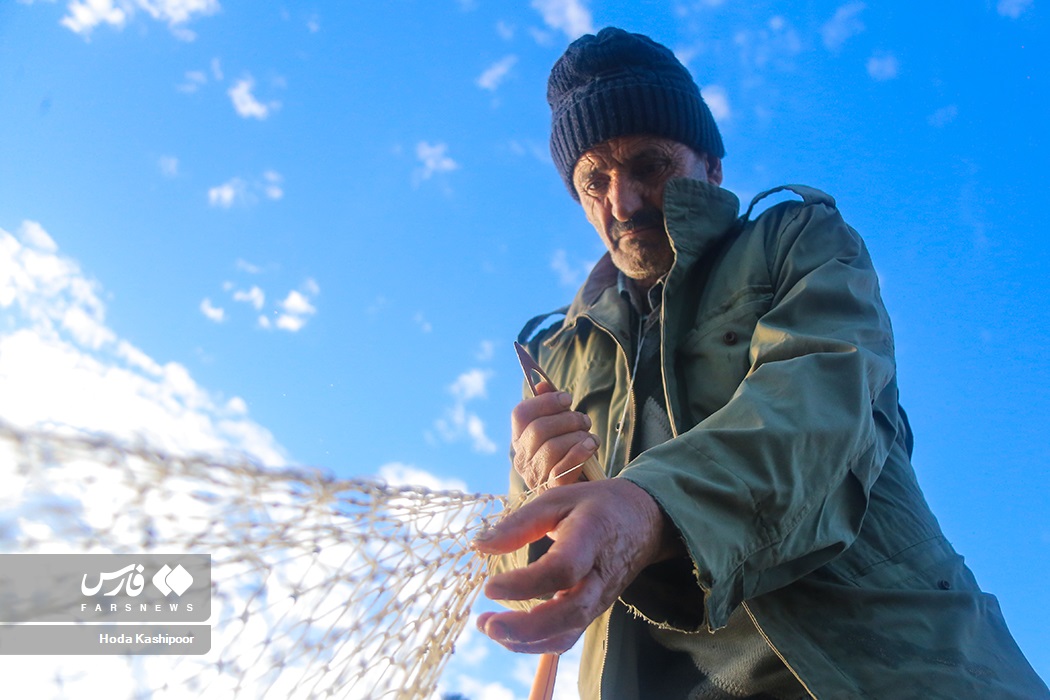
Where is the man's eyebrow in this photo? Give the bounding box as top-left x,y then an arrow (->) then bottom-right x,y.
574,164 -> 604,182
627,146 -> 674,161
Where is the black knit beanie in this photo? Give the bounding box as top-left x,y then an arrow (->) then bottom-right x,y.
548,27 -> 725,199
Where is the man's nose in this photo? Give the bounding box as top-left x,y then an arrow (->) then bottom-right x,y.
607,176 -> 644,222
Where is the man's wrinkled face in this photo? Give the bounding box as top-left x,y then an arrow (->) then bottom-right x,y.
572,135 -> 722,288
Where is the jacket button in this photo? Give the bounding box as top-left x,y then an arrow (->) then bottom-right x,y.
722,331 -> 738,345
937,579 -> 952,590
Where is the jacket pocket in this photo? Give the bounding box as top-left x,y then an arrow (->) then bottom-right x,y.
674,291 -> 771,426
849,535 -> 978,593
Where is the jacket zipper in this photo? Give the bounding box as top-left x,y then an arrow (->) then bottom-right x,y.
741,601 -> 816,699
596,613 -> 610,700
585,311 -> 648,700
617,315 -> 647,471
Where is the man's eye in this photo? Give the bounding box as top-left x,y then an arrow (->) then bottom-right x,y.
633,159 -> 669,179
581,178 -> 609,196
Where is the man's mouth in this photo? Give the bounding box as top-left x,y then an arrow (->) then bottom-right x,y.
611,208 -> 664,241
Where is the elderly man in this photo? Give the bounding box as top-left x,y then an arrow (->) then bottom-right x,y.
473,27 -> 1048,700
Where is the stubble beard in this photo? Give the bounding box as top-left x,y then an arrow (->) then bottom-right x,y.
609,211 -> 674,286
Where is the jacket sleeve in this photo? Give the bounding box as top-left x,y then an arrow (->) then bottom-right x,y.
620,200 -> 899,631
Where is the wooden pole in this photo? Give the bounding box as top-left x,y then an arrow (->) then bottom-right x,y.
528,653 -> 559,700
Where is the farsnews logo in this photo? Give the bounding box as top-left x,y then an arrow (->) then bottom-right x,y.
81,564 -> 146,597
81,563 -> 194,598
152,564 -> 193,597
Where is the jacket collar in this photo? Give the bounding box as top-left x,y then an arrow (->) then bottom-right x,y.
560,179 -> 741,334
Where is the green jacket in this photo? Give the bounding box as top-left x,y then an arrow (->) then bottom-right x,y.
502,179 -> 1048,699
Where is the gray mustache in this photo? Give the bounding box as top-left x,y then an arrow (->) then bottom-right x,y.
611,208 -> 664,238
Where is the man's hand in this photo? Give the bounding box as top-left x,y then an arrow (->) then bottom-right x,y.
511,381 -> 600,490
473,478 -> 684,654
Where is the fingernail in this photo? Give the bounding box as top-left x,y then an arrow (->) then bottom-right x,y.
558,392 -> 572,406
584,436 -> 598,451
582,414 -> 592,429
473,526 -> 495,544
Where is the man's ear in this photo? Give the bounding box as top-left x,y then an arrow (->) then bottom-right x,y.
706,156 -> 723,186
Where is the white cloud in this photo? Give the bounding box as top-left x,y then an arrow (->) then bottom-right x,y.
449,677 -> 517,700
262,170 -> 284,200
528,26 -> 554,46
703,84 -> 731,122
415,141 -> 459,182
434,369 -> 497,454
59,0 -> 219,38
270,284 -> 319,333
466,414 -> 495,453
275,314 -> 305,332
674,45 -> 700,68
61,0 -> 127,35
19,221 -> 57,253
0,221 -> 284,463
225,395 -> 248,414
210,56 -> 223,80
476,340 -> 495,362
733,15 -> 803,72
531,0 -> 594,39
551,249 -> 594,287
496,647 -> 583,699
450,369 -> 490,402
232,285 -> 265,310
821,2 -> 866,52
306,14 -> 320,32
208,172 -> 282,208
177,70 -> 207,93
377,462 -> 467,492
199,297 -> 225,323
998,0 -> 1033,18
158,155 -> 179,177
866,52 -> 899,81
496,20 -> 515,40
507,139 -> 550,164
280,290 -> 315,317
477,55 -> 518,91
236,258 -> 262,274
365,295 -> 388,316
414,312 -> 433,334
928,104 -> 958,128
208,177 -> 249,208
228,76 -> 279,120
138,0 -> 220,26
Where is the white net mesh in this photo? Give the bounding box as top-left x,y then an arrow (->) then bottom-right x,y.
0,420 -> 509,699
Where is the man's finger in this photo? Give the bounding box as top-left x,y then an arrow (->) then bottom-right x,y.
516,429 -> 594,488
485,574 -> 605,640
476,594 -> 594,654
510,391 -> 574,440
472,482 -> 598,556
481,624 -> 584,655
472,492 -> 569,556
548,434 -> 600,486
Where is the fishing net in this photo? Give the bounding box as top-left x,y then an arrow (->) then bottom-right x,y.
0,420 -> 510,699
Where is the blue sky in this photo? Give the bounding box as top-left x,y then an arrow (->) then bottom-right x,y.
1,0 -> 1047,696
